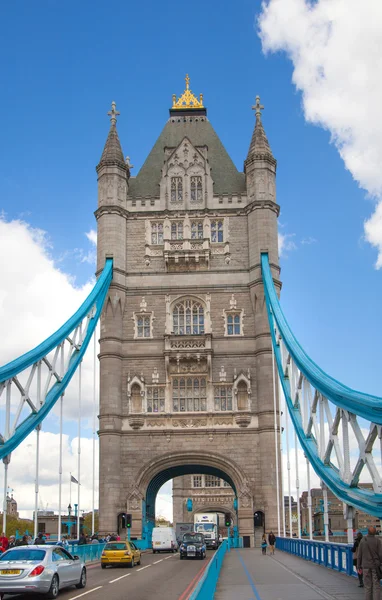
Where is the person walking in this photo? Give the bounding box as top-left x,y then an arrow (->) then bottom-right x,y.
0,533 -> 8,550
352,532 -> 364,588
261,533 -> 268,555
357,526 -> 382,599
34,532 -> 45,545
268,531 -> 276,556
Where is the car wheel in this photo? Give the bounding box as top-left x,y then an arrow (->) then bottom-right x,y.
46,575 -> 59,599
153,550 -> 156,554
101,564 -> 106,569
76,568 -> 87,589
137,555 -> 141,565
128,558 -> 134,568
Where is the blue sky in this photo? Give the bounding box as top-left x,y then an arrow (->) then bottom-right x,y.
1,0 -> 381,515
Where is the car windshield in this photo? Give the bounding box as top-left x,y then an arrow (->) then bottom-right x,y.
183,534 -> 203,543
195,523 -> 215,532
105,543 -> 126,550
0,549 -> 46,561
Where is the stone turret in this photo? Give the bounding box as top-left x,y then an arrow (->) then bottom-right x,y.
245,97 -> 281,532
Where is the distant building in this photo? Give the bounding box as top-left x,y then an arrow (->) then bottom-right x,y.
33,510 -> 84,539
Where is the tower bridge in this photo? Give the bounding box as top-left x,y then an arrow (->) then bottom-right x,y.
0,76 -> 381,599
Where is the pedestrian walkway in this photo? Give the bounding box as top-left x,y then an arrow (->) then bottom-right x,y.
214,548 -> 365,600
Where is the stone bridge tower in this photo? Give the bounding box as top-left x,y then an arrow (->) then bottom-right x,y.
96,78 -> 281,546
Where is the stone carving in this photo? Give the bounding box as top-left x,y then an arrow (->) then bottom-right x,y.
127,487 -> 142,511
213,416 -> 233,426
140,297 -> 147,311
170,339 -> 205,349
128,415 -> 144,430
146,419 -> 164,428
234,413 -> 251,428
229,294 -> 237,309
152,367 -> 159,384
219,366 -> 227,382
169,361 -> 208,374
172,419 -> 207,428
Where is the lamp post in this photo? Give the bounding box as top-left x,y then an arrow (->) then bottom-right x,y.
67,504 -> 72,538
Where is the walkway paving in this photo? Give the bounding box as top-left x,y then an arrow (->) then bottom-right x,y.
215,548 -> 365,600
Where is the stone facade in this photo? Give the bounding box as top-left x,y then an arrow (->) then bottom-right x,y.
96,82 -> 281,547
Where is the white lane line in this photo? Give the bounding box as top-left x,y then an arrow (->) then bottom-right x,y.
109,573 -> 132,583
136,564 -> 152,572
153,559 -> 163,564
69,587 -> 103,600
164,556 -> 173,560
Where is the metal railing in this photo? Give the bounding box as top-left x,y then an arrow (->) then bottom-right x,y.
276,537 -> 354,577
189,540 -> 227,600
70,542 -> 106,563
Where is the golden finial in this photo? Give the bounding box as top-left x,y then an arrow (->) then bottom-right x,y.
172,74 -> 204,110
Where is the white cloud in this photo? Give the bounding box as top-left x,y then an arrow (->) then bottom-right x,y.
278,231 -> 297,256
0,430 -> 98,519
85,230 -> 97,246
259,0 -> 382,268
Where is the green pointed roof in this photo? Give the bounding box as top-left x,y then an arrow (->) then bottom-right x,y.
128,117 -> 245,199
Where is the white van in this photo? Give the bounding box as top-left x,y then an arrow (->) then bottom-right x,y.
152,527 -> 178,553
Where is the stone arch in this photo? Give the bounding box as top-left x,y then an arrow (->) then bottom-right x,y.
233,372 -> 251,411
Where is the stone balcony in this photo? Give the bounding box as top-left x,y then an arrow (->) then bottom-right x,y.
164,333 -> 212,377
163,238 -> 210,268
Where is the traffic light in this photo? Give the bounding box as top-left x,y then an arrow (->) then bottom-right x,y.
121,514 -> 126,528
126,513 -> 132,528
225,513 -> 231,527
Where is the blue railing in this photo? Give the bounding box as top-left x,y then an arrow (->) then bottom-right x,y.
189,541 -> 227,600
276,537 -> 354,577
70,542 -> 106,563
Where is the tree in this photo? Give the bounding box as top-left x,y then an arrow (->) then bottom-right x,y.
0,515 -> 34,538
83,511 -> 99,535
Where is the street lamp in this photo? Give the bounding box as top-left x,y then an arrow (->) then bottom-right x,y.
67,504 -> 72,537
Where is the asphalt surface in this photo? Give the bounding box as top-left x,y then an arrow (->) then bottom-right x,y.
2,550 -> 212,600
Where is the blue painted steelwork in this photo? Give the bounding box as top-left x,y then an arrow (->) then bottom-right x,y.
261,253 -> 382,424
189,540 -> 227,600
0,259 -> 113,459
276,536 -> 355,578
261,252 -> 382,517
69,542 -> 106,563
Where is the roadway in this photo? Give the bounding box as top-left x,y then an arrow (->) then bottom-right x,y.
3,550 -> 212,600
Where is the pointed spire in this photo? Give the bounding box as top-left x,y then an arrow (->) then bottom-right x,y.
245,95 -> 276,168
97,101 -> 127,172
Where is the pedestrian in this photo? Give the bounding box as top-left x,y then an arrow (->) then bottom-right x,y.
261,533 -> 267,555
16,535 -> 28,547
8,535 -> 16,549
78,533 -> 87,545
357,526 -> 382,599
268,531 -> 276,556
352,532 -> 364,588
34,532 -> 45,545
0,532 -> 8,550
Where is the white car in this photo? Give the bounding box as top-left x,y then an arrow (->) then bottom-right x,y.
152,527 -> 178,553
0,545 -> 86,598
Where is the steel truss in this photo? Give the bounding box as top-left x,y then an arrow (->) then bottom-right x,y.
261,253 -> 382,517
0,259 -> 113,459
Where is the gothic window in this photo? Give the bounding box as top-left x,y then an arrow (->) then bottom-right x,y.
193,475 -> 202,488
172,377 -> 207,412
131,383 -> 143,413
146,386 -> 165,413
211,220 -> 224,243
223,480 -> 231,488
191,221 -> 203,240
171,222 -> 183,240
237,380 -> 249,411
173,299 -> 204,335
214,386 -> 233,411
190,176 -> 203,202
151,222 -> 163,245
205,475 -> 220,488
136,315 -> 151,338
227,313 -> 241,336
171,177 -> 183,202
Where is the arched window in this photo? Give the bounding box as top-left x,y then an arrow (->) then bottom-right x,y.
211,220 -> 224,242
190,176 -> 203,202
171,177 -> 183,202
131,383 -> 142,413
173,299 -> 204,335
237,381 -> 248,411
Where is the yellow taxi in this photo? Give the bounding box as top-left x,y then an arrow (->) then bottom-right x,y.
101,541 -> 141,569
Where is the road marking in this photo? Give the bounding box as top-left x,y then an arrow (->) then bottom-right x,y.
109,573 -> 132,583
164,556 -> 173,560
153,559 -> 163,564
69,587 -> 103,600
136,564 -> 152,571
